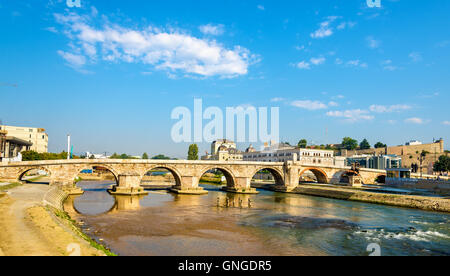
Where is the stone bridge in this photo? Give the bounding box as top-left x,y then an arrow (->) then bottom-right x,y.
0,159 -> 385,195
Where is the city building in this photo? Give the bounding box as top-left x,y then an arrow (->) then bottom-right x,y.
340,139 -> 445,175
201,139 -> 244,161
406,140 -> 422,146
386,168 -> 412,179
346,154 -> 402,170
243,142 -> 345,166
0,130 -> 33,163
84,152 -> 110,159
0,125 -> 48,153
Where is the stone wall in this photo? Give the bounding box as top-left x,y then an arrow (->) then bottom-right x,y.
386,177 -> 450,194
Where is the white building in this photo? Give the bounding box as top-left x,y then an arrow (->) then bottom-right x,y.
406,140 -> 422,146
243,142 -> 344,166
85,152 -> 109,159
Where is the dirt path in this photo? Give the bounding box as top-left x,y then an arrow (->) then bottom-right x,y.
0,184 -> 104,256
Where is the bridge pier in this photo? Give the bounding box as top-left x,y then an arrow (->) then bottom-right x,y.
109,173 -> 148,196
221,177 -> 259,194
170,176 -> 208,195
273,163 -> 298,192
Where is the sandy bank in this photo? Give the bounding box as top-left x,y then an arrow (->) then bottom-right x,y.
0,184 -> 106,256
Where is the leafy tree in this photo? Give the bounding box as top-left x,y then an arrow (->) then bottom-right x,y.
374,142 -> 387,149
22,151 -> 41,161
152,154 -> 171,160
298,139 -> 308,148
188,144 -> 199,160
434,155 -> 450,173
110,153 -> 120,159
142,152 -> 149,160
359,139 -> 371,150
342,137 -> 358,150
21,150 -> 74,161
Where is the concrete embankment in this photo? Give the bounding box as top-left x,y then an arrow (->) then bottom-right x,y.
253,183 -> 450,213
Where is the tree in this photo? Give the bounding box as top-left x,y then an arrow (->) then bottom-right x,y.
188,144 -> 199,160
142,152 -> 149,160
342,137 -> 358,150
359,139 -> 371,150
110,153 -> 120,159
433,155 -> 450,173
22,151 -> 41,161
152,154 -> 171,160
298,139 -> 308,148
374,142 -> 387,149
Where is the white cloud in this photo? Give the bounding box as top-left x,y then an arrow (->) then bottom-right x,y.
296,61 -> 311,70
310,57 -> 326,65
405,117 -> 426,124
257,5 -> 265,10
295,57 -> 326,70
328,101 -> 339,107
366,36 -> 381,49
345,59 -> 368,68
337,21 -> 356,30
409,52 -> 422,62
291,100 -> 328,111
442,121 -> 450,126
57,50 -> 86,67
54,12 -> 257,78
199,24 -> 224,36
310,16 -> 339,39
369,104 -> 412,113
326,109 -> 374,122
270,97 -> 285,102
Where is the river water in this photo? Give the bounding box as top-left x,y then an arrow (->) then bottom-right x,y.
65,181 -> 450,256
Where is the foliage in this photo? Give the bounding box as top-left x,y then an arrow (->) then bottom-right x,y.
297,139 -> 308,148
188,144 -> 199,160
342,137 -> 358,150
359,139 -> 371,150
433,155 -> 450,173
22,151 -> 75,161
374,142 -> 387,149
142,152 -> 149,160
152,154 -> 171,160
109,153 -> 138,159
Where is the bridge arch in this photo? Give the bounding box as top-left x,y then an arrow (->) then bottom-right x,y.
332,170 -> 361,184
17,167 -> 53,183
198,166 -> 236,188
299,167 -> 329,184
71,164 -> 119,184
140,165 -> 182,186
250,167 -> 284,186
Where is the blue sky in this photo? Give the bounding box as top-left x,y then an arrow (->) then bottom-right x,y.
1,0 -> 449,158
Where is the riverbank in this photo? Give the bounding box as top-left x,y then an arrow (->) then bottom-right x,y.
0,183 -> 111,256
252,183 -> 450,213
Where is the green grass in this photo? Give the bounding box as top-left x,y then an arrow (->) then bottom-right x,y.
49,207 -> 117,256
0,182 -> 22,192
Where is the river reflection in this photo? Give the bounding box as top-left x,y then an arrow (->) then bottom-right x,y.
66,181 -> 450,256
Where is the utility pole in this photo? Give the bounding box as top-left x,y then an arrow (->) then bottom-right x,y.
67,134 -> 71,160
